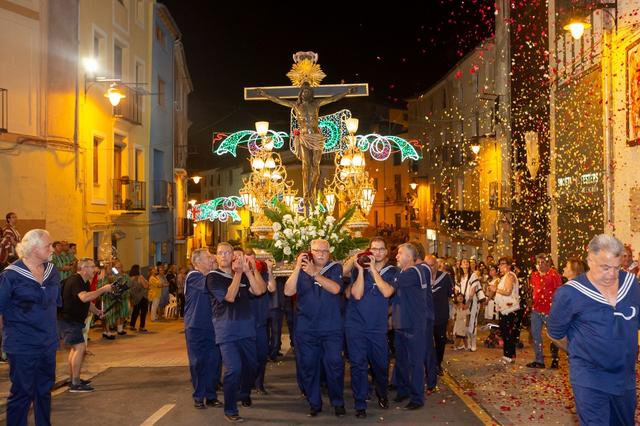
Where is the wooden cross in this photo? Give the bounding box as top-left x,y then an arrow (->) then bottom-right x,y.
244,83 -> 369,101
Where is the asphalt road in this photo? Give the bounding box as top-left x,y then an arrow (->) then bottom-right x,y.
45,356 -> 484,425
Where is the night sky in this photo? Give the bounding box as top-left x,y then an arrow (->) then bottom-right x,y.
158,1 -> 495,170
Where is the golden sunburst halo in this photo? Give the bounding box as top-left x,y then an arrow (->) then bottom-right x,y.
286,59 -> 326,87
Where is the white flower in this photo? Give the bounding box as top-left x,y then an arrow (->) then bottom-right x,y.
283,246 -> 292,256
317,229 -> 325,237
283,214 -> 293,223
325,216 -> 336,224
330,233 -> 338,240
274,240 -> 283,248
283,229 -> 293,238
329,246 -> 335,253
272,222 -> 282,232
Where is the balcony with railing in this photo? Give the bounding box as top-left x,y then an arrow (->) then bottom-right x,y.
444,209 -> 481,232
152,180 -> 173,209
113,86 -> 142,125
0,88 -> 7,133
112,178 -> 146,212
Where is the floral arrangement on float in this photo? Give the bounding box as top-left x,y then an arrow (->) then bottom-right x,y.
249,202 -> 368,263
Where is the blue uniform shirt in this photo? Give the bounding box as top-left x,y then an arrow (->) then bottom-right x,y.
416,263 -> 435,322
0,261 -> 61,354
296,261 -> 343,333
250,271 -> 269,328
268,277 -> 286,310
432,271 -> 454,324
345,264 -> 398,334
206,269 -> 256,344
548,271 -> 640,395
392,266 -> 428,331
184,270 -> 214,331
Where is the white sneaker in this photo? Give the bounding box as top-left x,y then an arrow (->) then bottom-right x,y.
500,356 -> 513,364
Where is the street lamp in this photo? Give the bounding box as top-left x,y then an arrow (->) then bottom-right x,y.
562,1 -> 617,40
409,179 -> 418,191
191,175 -> 202,184
471,143 -> 481,155
104,84 -> 126,107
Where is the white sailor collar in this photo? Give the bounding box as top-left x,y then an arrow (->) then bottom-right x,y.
4,260 -> 56,285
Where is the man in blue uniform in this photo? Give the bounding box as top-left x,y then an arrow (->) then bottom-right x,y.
344,237 -> 397,418
0,229 -> 59,426
184,248 -> 221,409
411,242 -> 437,392
425,256 -> 454,377
207,243 -> 266,423
392,243 -> 428,410
548,234 -> 640,426
285,239 -> 345,417
244,249 -> 271,394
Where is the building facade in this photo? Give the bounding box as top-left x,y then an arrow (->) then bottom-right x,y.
0,0 -> 190,269
548,0 -> 640,265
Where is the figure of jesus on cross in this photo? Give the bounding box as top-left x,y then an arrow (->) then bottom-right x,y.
246,52 -> 368,207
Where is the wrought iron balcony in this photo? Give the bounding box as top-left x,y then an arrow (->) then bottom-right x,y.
113,86 -> 142,125
445,209 -> 481,232
152,180 -> 173,209
0,88 -> 7,133
112,178 -> 146,211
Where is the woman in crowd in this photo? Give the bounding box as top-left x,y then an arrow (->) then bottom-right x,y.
484,264 -> 500,322
456,259 -> 482,351
148,266 -> 163,321
561,257 -> 587,282
99,261 -> 130,338
129,264 -> 149,332
493,257 -> 521,364
176,265 -> 187,318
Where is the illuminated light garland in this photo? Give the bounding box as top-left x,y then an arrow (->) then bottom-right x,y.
290,109 -> 352,154
355,134 -> 422,161
215,130 -> 287,157
188,196 -> 245,223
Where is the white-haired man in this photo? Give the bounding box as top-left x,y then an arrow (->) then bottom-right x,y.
548,234 -> 640,425
285,239 -> 345,417
0,229 -> 59,425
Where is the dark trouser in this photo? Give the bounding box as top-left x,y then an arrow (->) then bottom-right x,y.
394,328 -> 426,406
500,311 -> 519,359
267,308 -> 283,359
284,297 -> 296,348
185,328 -> 221,402
297,330 -> 345,410
433,321 -> 448,368
219,338 -> 258,416
573,385 -> 636,426
254,324 -> 269,390
130,298 -> 148,329
346,329 -> 388,410
423,319 -> 437,389
7,350 -> 56,426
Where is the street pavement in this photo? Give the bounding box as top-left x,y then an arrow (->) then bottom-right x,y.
0,319 -> 637,425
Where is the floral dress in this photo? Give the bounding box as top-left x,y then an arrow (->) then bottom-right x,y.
98,275 -> 131,327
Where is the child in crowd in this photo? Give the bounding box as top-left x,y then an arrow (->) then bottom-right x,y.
453,293 -> 469,350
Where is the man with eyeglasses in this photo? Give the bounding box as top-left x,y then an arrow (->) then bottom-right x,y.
548,234 -> 640,425
344,237 -> 397,418
59,258 -> 112,392
285,239 -> 345,418
207,243 -> 266,423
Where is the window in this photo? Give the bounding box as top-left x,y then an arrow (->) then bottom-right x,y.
114,133 -> 126,180
114,43 -> 123,80
155,25 -> 165,48
228,170 -> 233,185
217,173 -> 221,186
394,174 -> 402,201
92,27 -> 107,70
158,77 -> 165,107
135,0 -> 145,27
393,151 -> 401,165
134,148 -> 143,181
93,136 -> 102,185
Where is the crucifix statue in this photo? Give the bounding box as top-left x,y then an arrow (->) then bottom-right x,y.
245,51 -> 368,207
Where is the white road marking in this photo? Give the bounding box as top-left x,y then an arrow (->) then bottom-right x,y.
140,404 -> 176,426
